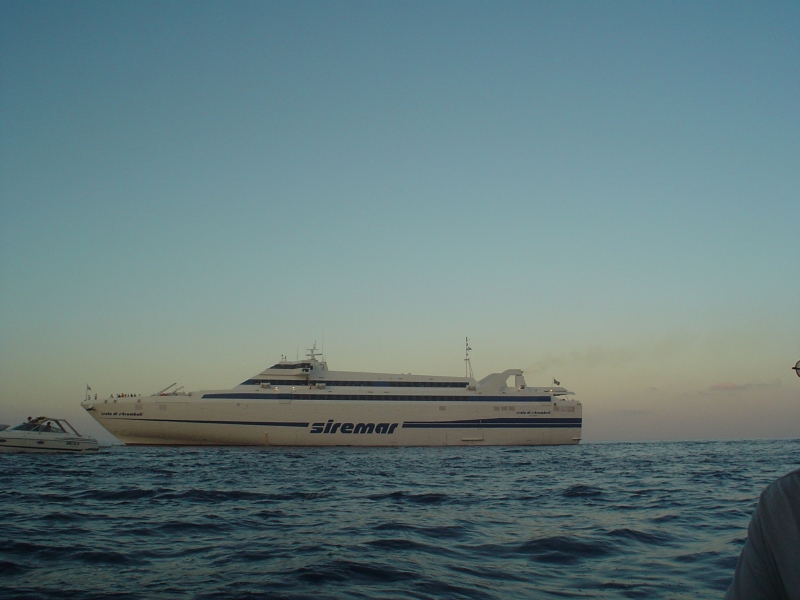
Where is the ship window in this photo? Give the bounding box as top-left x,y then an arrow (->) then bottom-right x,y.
322,380 -> 468,388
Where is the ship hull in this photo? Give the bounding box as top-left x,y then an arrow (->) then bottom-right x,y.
83,397 -> 581,446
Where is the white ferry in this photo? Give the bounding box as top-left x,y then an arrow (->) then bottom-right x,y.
81,344 -> 582,446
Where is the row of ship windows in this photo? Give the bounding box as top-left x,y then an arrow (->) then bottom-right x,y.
318,380 -> 468,388
244,379 -> 468,388
287,394 -> 551,402
268,363 -> 313,370
203,392 -> 554,402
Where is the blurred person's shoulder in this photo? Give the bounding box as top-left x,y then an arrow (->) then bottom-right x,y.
759,465 -> 800,520
725,467 -> 800,600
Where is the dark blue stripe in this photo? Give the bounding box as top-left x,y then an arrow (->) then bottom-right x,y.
104,417 -> 309,427
404,418 -> 582,425
203,393 -> 553,402
402,420 -> 582,429
0,443 -> 91,452
240,380 -> 305,386
318,381 -> 469,388
204,393 -> 293,399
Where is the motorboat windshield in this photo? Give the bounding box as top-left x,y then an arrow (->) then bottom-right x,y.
10,418 -> 75,435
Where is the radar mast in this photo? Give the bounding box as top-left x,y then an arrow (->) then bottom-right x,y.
306,342 -> 322,363
464,337 -> 474,379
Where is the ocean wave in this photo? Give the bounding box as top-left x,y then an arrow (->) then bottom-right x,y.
365,538 -> 432,551
0,586 -> 142,600
606,527 -> 674,545
2,541 -> 70,561
137,545 -> 211,560
514,536 -> 615,563
411,578 -> 495,599
290,559 -> 418,584
155,520 -> 231,533
79,488 -> 160,501
562,484 -> 605,498
0,560 -> 30,576
41,511 -> 92,522
367,490 -> 450,504
449,563 -> 529,583
73,549 -> 134,565
471,535 -> 614,564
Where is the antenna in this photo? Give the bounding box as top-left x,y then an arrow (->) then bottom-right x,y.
306,342 -> 321,362
464,337 -> 474,379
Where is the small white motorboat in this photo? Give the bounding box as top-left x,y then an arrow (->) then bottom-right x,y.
0,416 -> 100,453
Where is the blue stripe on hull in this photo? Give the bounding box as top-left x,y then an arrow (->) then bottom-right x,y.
201,393 -> 553,402
0,443 -> 91,452
402,422 -> 581,429
103,418 -> 310,427
404,417 -> 581,425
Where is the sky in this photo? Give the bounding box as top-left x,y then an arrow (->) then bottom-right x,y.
1,1 -> 798,443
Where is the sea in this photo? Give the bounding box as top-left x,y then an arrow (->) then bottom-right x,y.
1,439 -> 798,599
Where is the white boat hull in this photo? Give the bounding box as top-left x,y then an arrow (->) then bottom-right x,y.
0,433 -> 99,453
83,397 -> 581,446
